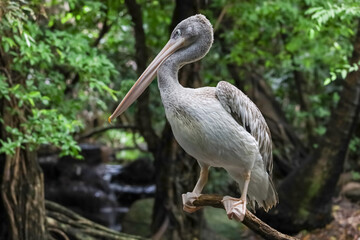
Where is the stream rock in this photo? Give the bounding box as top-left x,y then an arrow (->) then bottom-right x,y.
110,158 -> 155,205
112,157 -> 155,185
341,182 -> 360,202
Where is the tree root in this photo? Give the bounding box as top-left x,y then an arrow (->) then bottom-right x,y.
192,194 -> 299,240
45,201 -> 147,240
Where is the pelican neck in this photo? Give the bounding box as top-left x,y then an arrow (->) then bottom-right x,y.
157,59 -> 183,93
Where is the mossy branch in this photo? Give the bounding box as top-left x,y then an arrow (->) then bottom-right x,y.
192,194 -> 298,240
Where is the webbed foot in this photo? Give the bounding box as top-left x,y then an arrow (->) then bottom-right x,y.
222,196 -> 246,221
182,192 -> 202,213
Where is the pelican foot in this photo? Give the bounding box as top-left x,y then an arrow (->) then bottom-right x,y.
182,192 -> 202,213
222,196 -> 246,221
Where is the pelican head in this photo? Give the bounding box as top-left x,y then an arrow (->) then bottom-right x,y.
109,14 -> 213,122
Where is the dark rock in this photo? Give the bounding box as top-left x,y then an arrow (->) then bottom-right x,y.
112,184 -> 155,206
341,182 -> 360,202
46,181 -> 117,210
113,158 -> 155,185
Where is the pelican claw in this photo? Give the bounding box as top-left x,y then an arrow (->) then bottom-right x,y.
222,196 -> 246,221
182,192 -> 202,213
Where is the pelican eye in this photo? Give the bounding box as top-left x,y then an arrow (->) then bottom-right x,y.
174,29 -> 181,38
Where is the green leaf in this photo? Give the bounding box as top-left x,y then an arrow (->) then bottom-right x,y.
341,69 -> 347,79
23,32 -> 35,47
28,98 -> 35,106
10,84 -> 20,92
324,78 -> 331,86
314,126 -> 326,136
308,29 -> 315,39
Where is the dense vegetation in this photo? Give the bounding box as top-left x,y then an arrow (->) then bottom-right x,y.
0,0 -> 359,239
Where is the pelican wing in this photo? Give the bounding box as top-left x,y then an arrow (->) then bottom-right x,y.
215,81 -> 273,174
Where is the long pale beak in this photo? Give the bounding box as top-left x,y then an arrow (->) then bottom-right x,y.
108,37 -> 185,123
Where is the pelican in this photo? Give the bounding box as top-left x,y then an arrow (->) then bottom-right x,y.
109,14 -> 278,221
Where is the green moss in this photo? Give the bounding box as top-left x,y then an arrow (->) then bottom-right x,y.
297,167 -> 326,220
122,198 -> 154,237
297,207 -> 310,220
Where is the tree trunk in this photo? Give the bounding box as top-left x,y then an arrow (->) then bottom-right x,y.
1,98 -> 48,240
152,124 -> 203,240
259,20 -> 360,233
0,154 -> 9,239
124,0 -> 160,154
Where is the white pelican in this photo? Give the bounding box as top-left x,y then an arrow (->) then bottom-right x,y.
109,14 -> 278,221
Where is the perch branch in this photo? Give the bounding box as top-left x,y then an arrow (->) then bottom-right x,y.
192,194 -> 298,240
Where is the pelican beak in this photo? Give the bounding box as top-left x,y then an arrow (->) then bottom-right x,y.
108,37 -> 185,123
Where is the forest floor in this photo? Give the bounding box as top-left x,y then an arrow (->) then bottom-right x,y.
241,197 -> 360,240
297,198 -> 360,240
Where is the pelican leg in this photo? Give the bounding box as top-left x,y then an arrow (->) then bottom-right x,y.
222,171 -> 251,221
182,165 -> 209,213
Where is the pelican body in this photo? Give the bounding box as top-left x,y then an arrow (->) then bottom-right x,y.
109,14 -> 278,221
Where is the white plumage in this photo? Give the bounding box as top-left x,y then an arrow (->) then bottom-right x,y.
161,82 -> 277,212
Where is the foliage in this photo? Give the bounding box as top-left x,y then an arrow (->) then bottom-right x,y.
0,0 -> 174,159
1,0 -> 359,165
305,1 -> 360,85
306,1 -> 360,28
0,1 -> 118,157
101,130 -> 149,162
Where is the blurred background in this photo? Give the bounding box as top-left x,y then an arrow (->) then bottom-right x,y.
0,0 -> 360,239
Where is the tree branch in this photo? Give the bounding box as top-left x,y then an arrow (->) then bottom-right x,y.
78,125 -> 137,140
213,4 -> 231,32
192,194 -> 298,240
92,13 -> 109,47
